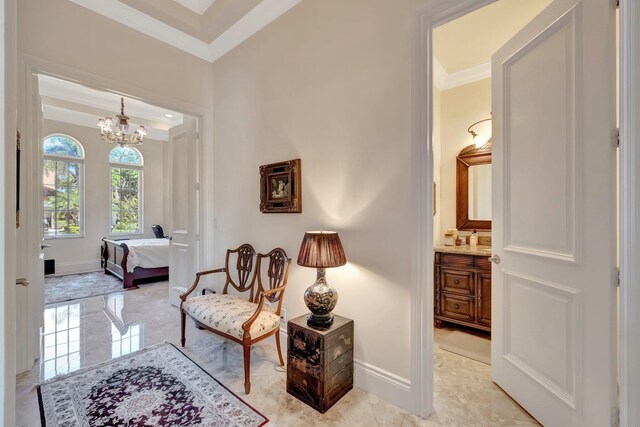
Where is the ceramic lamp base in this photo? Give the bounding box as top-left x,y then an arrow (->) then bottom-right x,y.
303,268 -> 338,329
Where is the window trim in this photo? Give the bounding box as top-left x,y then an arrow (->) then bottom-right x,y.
109,147 -> 144,236
43,134 -> 85,239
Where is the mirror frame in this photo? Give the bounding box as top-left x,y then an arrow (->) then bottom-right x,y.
456,141 -> 492,231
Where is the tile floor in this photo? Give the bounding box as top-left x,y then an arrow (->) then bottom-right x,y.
16,279 -> 539,426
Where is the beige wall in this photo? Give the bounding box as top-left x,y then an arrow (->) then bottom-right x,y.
42,120 -> 166,274
210,0 -> 439,381
18,0 -> 212,110
438,78 -> 492,241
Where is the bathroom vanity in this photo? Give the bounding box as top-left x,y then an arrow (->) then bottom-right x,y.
434,245 -> 492,332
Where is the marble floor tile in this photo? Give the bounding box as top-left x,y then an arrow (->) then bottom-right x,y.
16,279 -> 538,426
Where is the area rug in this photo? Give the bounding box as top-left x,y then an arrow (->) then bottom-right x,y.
37,343 -> 268,427
45,271 -> 131,305
439,330 -> 491,365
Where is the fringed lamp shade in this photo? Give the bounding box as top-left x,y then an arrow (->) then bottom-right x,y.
297,232 -> 347,268
297,231 -> 347,328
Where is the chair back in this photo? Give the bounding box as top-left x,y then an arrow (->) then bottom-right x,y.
254,248 -> 291,312
151,224 -> 165,238
222,244 -> 257,296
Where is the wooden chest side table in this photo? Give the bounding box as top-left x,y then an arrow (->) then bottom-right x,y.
286,314 -> 354,413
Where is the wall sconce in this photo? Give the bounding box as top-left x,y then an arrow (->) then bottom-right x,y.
467,117 -> 492,148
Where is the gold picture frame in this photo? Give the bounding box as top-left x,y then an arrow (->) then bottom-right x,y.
259,159 -> 301,213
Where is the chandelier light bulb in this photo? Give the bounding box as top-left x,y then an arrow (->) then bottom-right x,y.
96,98 -> 144,146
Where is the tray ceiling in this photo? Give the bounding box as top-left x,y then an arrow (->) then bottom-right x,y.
68,0 -> 303,62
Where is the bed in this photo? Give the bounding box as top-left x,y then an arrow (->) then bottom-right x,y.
102,238 -> 169,288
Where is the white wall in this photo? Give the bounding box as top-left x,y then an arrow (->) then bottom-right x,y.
438,78 -> 492,240
210,0 -> 440,404
18,0 -> 212,110
42,120 -> 166,275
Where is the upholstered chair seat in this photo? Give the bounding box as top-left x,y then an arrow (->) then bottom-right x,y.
180,244 -> 291,394
181,294 -> 280,340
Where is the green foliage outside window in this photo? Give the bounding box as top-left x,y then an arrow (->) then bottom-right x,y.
110,147 -> 143,234
43,135 -> 84,237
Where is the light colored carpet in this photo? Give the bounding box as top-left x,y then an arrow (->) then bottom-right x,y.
439,330 -> 491,365
45,271 -> 128,305
37,343 -> 268,426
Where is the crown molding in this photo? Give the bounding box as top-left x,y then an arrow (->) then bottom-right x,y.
433,58 -> 448,90
69,0 -> 213,60
208,0 -> 302,62
434,58 -> 491,91
38,74 -> 183,126
43,104 -> 170,141
69,0 -> 302,63
173,0 -> 217,15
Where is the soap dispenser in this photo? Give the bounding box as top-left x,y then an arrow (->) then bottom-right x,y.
470,229 -> 478,247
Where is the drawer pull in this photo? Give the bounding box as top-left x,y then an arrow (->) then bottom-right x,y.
454,303 -> 460,309
454,279 -> 460,284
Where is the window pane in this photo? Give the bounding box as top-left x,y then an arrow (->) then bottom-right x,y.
43,160 -> 56,187
119,169 -> 139,186
109,146 -> 142,165
56,162 -> 69,182
67,163 -> 80,186
44,157 -> 82,237
43,135 -> 83,158
111,166 -> 141,234
69,188 -> 80,210
67,213 -> 80,235
44,210 -> 55,235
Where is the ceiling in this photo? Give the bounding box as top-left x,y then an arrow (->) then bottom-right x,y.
172,0 -> 217,15
433,0 -> 551,90
39,74 -> 183,141
46,1 -> 553,137
69,0 -> 303,63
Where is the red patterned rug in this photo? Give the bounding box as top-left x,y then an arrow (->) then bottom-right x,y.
37,343 -> 268,426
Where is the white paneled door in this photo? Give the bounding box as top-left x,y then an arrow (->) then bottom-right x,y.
16,73 -> 45,375
491,0 -> 616,426
168,117 -> 198,307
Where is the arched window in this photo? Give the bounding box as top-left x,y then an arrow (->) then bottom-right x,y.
109,147 -> 143,234
43,135 -> 85,237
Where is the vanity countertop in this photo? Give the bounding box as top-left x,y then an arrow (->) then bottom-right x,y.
435,245 -> 492,256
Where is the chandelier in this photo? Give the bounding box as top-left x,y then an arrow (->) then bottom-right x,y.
97,97 -> 147,146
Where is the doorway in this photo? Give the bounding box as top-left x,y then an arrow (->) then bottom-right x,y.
16,66 -> 202,378
414,0 -> 620,425
430,2 -> 549,424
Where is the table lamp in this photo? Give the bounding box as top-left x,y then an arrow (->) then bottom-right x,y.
297,231 -> 347,328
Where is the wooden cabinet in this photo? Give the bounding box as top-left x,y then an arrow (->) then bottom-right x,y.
286,314 -> 353,413
434,250 -> 491,332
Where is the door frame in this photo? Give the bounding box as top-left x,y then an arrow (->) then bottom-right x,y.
1,0 -> 17,424
16,51 -> 214,359
618,1 -> 640,426
19,52 -> 213,268
410,0 -> 639,425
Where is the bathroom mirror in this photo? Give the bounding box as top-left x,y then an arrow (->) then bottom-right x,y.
456,141 -> 492,231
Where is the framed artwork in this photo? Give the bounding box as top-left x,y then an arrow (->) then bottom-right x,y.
259,159 -> 301,213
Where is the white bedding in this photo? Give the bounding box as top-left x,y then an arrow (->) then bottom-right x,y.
123,239 -> 170,273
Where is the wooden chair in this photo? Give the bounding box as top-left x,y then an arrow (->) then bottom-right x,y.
179,244 -> 291,394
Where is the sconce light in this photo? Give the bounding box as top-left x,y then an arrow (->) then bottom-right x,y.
467,117 -> 492,148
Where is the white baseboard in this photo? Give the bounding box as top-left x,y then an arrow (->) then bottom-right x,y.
353,358 -> 412,412
48,258 -> 102,276
276,327 -> 413,413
